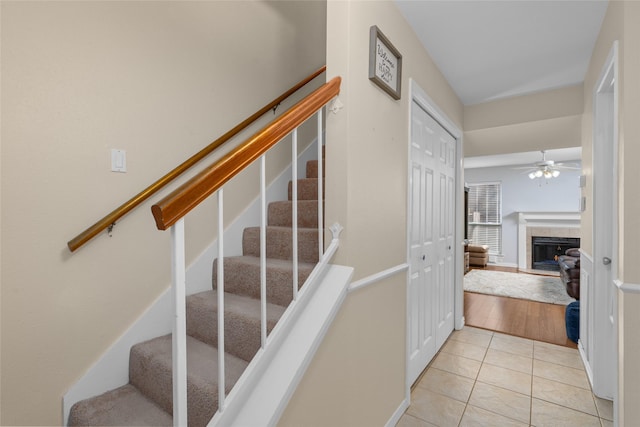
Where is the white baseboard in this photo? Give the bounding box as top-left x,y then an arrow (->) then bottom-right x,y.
385,397 -> 409,427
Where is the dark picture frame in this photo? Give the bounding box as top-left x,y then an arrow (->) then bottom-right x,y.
368,25 -> 402,100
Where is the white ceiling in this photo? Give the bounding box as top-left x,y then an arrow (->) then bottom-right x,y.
395,0 -> 609,106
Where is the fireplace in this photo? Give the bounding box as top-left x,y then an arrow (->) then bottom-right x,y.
531,236 -> 581,271
517,212 -> 581,271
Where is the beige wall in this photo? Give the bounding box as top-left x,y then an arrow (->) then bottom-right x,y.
464,85 -> 583,157
581,1 -> 640,424
0,1 -> 326,425
280,1 -> 463,424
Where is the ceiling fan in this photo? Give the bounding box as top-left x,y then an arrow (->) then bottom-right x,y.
517,150 -> 580,180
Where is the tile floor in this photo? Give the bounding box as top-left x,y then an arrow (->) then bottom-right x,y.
397,326 -> 614,427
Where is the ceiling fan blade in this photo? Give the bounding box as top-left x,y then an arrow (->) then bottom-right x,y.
557,165 -> 581,170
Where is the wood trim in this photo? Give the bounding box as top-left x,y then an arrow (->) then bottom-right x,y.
67,66 -> 326,252
152,77 -> 341,231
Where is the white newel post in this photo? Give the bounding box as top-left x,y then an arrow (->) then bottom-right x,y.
171,219 -> 188,427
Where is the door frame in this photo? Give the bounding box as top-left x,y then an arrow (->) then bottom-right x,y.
405,79 -> 464,394
591,40 -> 619,405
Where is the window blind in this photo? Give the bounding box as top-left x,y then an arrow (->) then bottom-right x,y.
467,182 -> 502,255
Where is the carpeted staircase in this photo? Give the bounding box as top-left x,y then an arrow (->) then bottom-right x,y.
69,157 -> 324,426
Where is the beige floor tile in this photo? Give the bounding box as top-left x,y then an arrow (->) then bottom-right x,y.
490,333 -> 534,358
396,413 -> 438,427
459,404 -> 529,427
416,367 -> 475,402
407,388 -> 466,427
533,358 -> 590,390
484,347 -> 533,374
534,339 -> 579,355
601,418 -> 614,427
441,339 -> 488,361
532,376 -> 598,416
450,329 -> 492,348
533,343 -> 583,369
462,326 -> 494,336
477,363 -> 532,395
594,396 -> 614,421
430,351 -> 482,379
468,381 -> 531,424
531,398 -> 601,427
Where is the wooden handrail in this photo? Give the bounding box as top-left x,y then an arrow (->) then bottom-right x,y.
67,66 -> 326,252
151,76 -> 341,231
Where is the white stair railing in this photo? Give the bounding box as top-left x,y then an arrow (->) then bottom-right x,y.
171,114 -> 325,423
152,78 -> 340,426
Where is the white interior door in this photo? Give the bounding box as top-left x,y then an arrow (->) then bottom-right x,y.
435,120 -> 456,349
408,100 -> 455,385
590,41 -> 618,401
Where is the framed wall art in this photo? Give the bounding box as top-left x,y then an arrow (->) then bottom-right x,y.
369,25 -> 402,100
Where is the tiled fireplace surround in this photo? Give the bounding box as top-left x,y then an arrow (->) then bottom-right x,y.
517,212 -> 581,270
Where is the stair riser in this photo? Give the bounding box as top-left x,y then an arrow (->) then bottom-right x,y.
129,335 -> 250,427
242,227 -> 319,263
306,159 -> 325,179
186,293 -> 280,362
129,338 -> 216,427
268,200 -> 320,228
212,257 -> 314,306
288,178 -> 324,201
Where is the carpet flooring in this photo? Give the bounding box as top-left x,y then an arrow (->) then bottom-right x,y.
463,269 -> 575,305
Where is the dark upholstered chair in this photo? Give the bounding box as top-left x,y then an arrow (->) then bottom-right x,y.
558,248 -> 580,300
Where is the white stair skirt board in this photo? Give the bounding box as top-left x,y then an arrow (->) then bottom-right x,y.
209,264 -> 353,427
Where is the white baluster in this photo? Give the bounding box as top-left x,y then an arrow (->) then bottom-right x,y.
260,156 -> 267,348
217,189 -> 225,411
292,129 -> 299,301
317,109 -> 324,258
171,219 -> 187,427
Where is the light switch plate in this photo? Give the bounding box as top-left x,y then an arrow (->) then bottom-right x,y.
111,149 -> 126,173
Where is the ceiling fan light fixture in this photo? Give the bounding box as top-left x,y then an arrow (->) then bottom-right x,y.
552,169 -> 560,178
535,169 -> 543,178
529,172 -> 536,179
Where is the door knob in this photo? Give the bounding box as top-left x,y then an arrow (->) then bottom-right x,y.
603,257 -> 612,265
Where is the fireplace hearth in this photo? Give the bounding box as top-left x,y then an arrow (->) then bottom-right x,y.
531,236 -> 580,271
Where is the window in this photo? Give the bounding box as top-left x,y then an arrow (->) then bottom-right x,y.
467,182 -> 502,255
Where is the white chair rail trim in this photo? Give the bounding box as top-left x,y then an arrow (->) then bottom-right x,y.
615,279 -> 640,294
348,263 -> 409,294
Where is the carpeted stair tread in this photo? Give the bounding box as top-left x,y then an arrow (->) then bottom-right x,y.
186,290 -> 285,362
268,200 -> 320,227
68,384 -> 172,426
288,178 -> 324,201
213,256 -> 315,306
129,334 -> 248,427
242,226 -> 319,263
